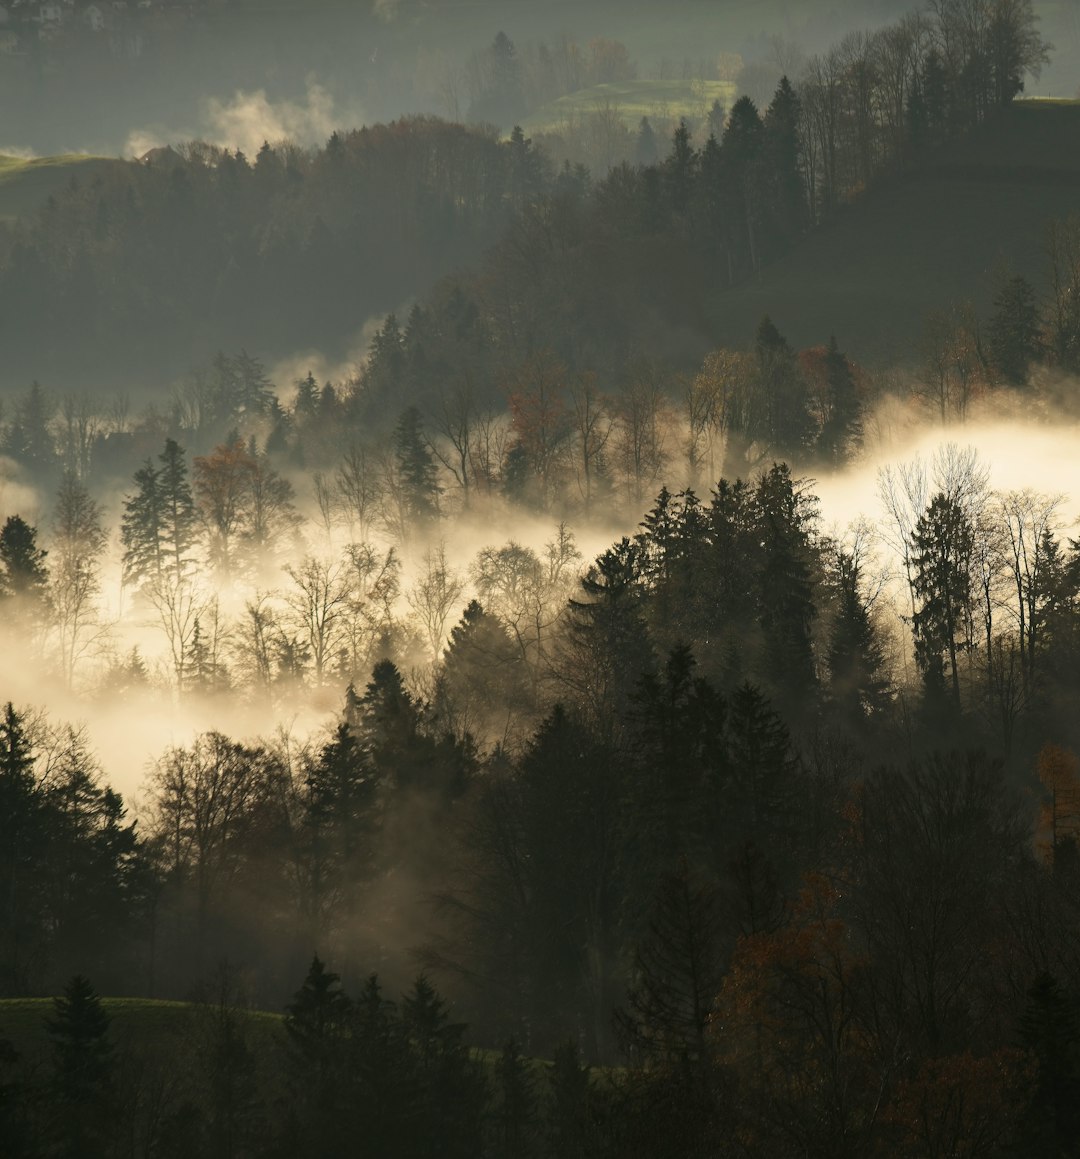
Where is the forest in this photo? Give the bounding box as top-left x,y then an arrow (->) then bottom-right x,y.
4,0 -> 1080,1157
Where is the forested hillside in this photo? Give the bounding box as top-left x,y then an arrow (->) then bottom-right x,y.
5,1 -> 1080,1157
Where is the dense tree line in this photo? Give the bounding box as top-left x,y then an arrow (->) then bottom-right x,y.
7,443 -> 1080,1149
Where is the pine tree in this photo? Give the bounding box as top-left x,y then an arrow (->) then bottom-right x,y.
47,975 -> 114,1158
121,457 -> 165,588
546,1040 -> 596,1159
727,682 -> 799,845
818,336 -> 862,465
755,463 -> 819,706
762,76 -> 805,254
493,1038 -> 536,1159
0,704 -> 41,994
635,116 -> 659,166
755,317 -> 813,459
1018,973 -> 1080,1155
988,273 -> 1041,386
911,492 -> 974,713
0,515 -> 48,603
393,405 -> 440,526
828,550 -> 891,731
401,976 -> 486,1159
284,956 -> 353,1158
614,859 -> 725,1068
158,438 -> 198,578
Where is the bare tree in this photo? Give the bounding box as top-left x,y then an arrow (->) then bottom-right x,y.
145,571 -> 207,694
336,442 -> 383,542
570,372 -> 612,509
283,556 -> 352,685
49,471 -> 109,688
407,542 -> 466,659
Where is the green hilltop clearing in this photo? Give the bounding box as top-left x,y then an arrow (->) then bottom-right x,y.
707,99 -> 1080,367
0,153 -> 125,224
0,996 -> 284,1060
520,78 -> 737,135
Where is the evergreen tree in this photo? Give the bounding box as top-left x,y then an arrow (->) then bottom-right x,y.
635,116 -> 659,166
158,438 -> 199,577
0,704 -> 42,994
762,76 -> 805,254
755,463 -> 819,706
818,335 -> 862,464
0,515 -> 48,603
492,1037 -> 537,1159
911,492 -> 975,713
283,956 -> 354,1159
988,273 -> 1041,386
828,549 -> 891,731
755,317 -> 813,459
727,682 -> 799,847
2,381 -> 55,478
47,975 -> 115,1158
401,976 -> 486,1159
393,405 -> 441,526
121,457 -> 165,588
614,859 -> 726,1068
546,1040 -> 597,1159
1018,973 -> 1080,1155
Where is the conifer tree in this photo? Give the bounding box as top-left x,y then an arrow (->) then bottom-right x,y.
828,550 -> 891,730
121,457 -> 165,588
0,515 -> 48,604
47,975 -> 115,1158
818,336 -> 862,464
988,273 -> 1041,386
158,438 -> 198,577
493,1038 -> 536,1159
393,405 -> 441,526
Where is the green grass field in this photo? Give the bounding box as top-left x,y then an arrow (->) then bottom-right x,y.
0,154 -> 125,224
0,996 -> 285,1064
521,78 -> 737,135
706,100 -> 1080,367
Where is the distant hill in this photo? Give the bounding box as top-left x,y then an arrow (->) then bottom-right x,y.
520,78 -> 737,136
706,100 -> 1080,367
0,154 -> 127,224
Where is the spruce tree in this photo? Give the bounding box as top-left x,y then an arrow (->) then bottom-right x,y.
47,975 -> 115,1158
393,405 -> 441,526
158,438 -> 198,577
988,273 -> 1041,386
818,336 -> 862,465
120,457 -> 165,588
0,515 -> 48,602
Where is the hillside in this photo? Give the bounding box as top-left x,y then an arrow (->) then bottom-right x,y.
0,154 -> 126,224
0,997 -> 284,1060
520,78 -> 737,135
707,100 -> 1080,366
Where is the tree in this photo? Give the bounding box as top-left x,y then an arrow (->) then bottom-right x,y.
817,336 -> 862,464
158,438 -> 199,578
283,956 -> 353,1158
194,435 -> 256,578
392,406 -> 441,528
1017,973 -> 1080,1155
0,516 -> 48,629
492,1038 -> 537,1159
47,975 -> 115,1158
635,116 -> 658,166
911,491 -> 975,712
0,703 -> 42,994
406,542 -> 465,660
121,457 -> 166,589
401,975 -> 487,1159
988,273 -> 1041,385
755,317 -> 812,459
828,548 -> 891,730
50,472 -> 107,688
614,859 -> 726,1069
